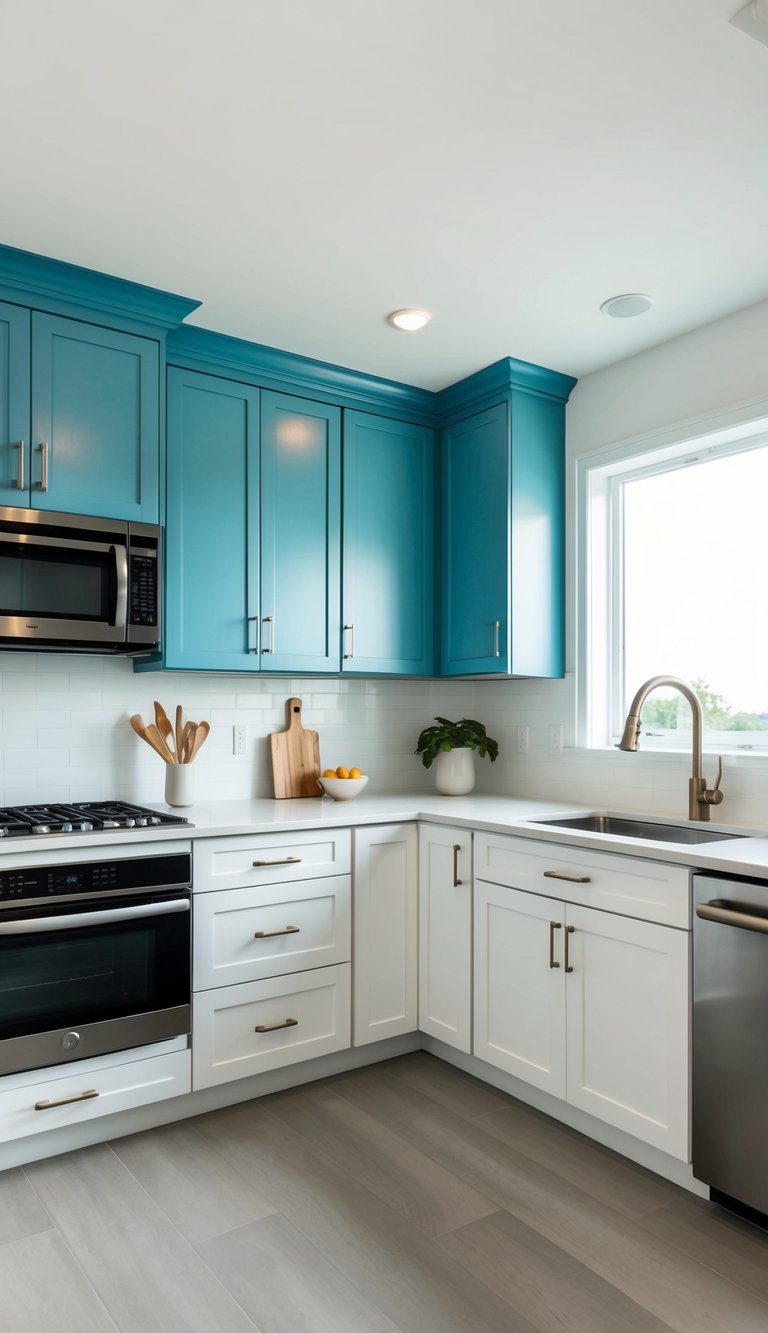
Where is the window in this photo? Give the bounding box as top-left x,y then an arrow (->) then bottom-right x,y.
580,415 -> 768,753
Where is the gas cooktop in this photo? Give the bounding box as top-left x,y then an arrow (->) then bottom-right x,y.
0,801 -> 191,837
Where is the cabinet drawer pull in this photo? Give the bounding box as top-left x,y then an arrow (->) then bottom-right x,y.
38,441 -> 49,491
252,856 -> 302,867
564,924 -> 575,973
492,619 -> 500,657
452,843 -> 462,886
549,920 -> 562,968
254,1018 -> 298,1033
253,924 -> 300,939
343,623 -> 355,659
261,614 -> 274,654
35,1088 -> 99,1111
14,440 -> 24,490
543,870 -> 591,884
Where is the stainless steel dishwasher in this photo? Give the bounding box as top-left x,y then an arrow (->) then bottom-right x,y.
693,871 -> 768,1225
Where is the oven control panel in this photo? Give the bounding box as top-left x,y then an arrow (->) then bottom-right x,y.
0,852 -> 191,903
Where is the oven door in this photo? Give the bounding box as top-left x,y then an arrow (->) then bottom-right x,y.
0,526 -> 128,647
0,892 -> 190,1076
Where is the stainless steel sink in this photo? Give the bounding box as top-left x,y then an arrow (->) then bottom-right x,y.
530,814 -> 746,845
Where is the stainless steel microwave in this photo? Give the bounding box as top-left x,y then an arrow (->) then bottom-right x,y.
0,506 -> 161,653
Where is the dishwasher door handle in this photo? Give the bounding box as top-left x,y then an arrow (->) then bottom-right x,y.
696,900 -> 768,936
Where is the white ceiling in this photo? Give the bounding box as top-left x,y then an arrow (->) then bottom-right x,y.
1,0 -> 767,391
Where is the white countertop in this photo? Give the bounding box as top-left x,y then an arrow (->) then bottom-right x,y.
1,791 -> 768,879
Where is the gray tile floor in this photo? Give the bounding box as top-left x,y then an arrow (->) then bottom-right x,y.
3,1053 -> 768,1332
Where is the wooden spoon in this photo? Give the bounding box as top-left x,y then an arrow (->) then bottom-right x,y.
175,704 -> 184,759
180,721 -> 196,764
154,701 -> 176,761
130,714 -> 173,764
144,720 -> 175,764
187,720 -> 210,763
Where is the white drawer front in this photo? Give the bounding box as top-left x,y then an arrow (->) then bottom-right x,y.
0,1048 -> 191,1144
475,833 -> 690,928
194,828 -> 351,893
194,875 -> 351,991
192,964 -> 351,1089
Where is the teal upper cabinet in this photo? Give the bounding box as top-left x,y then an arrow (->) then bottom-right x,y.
165,368 -> 259,671
162,375 -> 340,674
0,302 -> 30,506
438,358 -> 575,678
260,391 -> 341,673
342,411 -> 434,675
31,314 -> 159,522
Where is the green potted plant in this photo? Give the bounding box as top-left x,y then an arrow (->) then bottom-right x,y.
415,717 -> 499,795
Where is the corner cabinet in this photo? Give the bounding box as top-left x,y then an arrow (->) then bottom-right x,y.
352,824 -> 418,1045
1,307 -> 160,522
163,369 -> 340,672
342,411 -> 434,675
439,362 -> 575,677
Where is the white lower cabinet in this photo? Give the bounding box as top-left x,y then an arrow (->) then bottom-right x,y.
418,824 -> 472,1053
193,964 -> 351,1089
353,824 -> 418,1045
0,1045 -> 191,1144
474,880 -> 689,1161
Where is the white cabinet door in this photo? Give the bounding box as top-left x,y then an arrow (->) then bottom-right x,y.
418,824 -> 472,1053
564,904 -> 689,1160
474,881 -> 566,1097
353,824 -> 417,1046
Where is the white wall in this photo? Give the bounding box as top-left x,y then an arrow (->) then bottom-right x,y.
0,652 -> 478,807
475,295 -> 768,831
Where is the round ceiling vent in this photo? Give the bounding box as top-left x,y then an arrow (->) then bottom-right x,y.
600,293 -> 654,319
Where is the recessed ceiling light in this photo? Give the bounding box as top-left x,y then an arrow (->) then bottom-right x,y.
387,309 -> 431,332
600,293 -> 654,319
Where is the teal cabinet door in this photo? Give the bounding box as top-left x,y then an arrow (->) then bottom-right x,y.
165,368 -> 260,671
343,411 -> 434,675
31,313 -> 159,522
260,391 -> 341,673
440,396 -> 565,678
441,404 -> 510,674
0,302 -> 30,508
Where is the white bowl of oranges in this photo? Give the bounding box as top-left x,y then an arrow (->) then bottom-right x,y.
318,766 -> 369,801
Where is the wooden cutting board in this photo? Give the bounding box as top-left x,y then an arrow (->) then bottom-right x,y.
269,697 -> 322,799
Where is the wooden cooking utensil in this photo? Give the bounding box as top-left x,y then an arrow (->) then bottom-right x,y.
130,714 -> 173,764
154,701 -> 176,760
143,721 -> 175,764
175,704 -> 184,759
187,720 -> 210,763
180,721 -> 196,764
268,697 -> 321,799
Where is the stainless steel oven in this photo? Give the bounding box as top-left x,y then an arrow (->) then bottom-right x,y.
0,505 -> 160,652
0,847 -> 191,1076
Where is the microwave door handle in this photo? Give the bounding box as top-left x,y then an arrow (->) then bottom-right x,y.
110,544 -> 128,632
0,899 -> 190,934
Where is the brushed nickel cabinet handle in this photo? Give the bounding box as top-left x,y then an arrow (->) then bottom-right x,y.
452,843 -> 462,886
14,440 -> 24,490
564,924 -> 575,973
543,870 -> 592,884
35,1088 -> 99,1111
253,924 -> 300,939
247,615 -> 259,652
549,920 -> 562,968
252,856 -> 302,867
343,623 -> 355,659
254,1018 -> 298,1033
38,441 -> 48,491
261,614 -> 274,654
492,619 -> 500,657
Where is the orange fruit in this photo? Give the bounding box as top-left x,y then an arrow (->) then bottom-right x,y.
322,769 -> 336,779
349,767 -> 363,779
335,766 -> 350,779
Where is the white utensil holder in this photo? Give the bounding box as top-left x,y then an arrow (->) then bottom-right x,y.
165,763 -> 195,807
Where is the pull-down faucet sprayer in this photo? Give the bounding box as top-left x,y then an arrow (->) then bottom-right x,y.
617,675 -> 724,822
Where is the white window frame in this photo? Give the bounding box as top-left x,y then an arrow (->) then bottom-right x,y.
577,399 -> 768,755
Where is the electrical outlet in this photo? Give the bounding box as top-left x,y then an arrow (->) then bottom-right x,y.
548,724 -> 564,755
516,726 -> 529,755
233,724 -> 247,756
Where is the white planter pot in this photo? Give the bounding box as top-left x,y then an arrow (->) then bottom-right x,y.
434,747 -> 475,796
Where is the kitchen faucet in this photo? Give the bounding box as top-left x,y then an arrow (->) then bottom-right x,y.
616,675 -> 724,821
